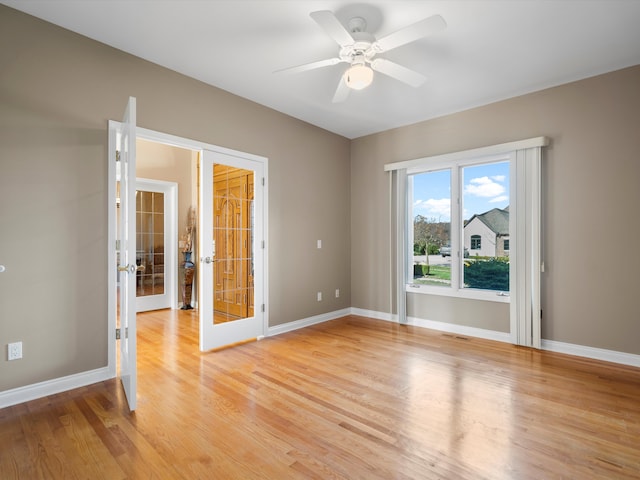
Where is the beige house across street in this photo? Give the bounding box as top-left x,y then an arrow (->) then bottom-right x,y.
464,207 -> 510,257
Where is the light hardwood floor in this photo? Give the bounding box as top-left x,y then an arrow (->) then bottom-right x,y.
1,311 -> 639,479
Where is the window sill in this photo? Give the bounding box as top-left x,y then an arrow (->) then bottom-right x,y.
406,283 -> 510,303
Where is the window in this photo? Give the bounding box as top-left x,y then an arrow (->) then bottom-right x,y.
408,156 -> 510,299
503,239 -> 510,251
386,136 -> 547,347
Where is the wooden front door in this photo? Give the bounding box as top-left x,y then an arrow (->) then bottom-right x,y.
213,165 -> 254,319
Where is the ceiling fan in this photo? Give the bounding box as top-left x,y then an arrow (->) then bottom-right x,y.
276,10 -> 446,103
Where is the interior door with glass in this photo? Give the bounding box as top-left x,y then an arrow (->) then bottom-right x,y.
116,97 -> 137,411
199,150 -> 264,351
135,179 -> 176,312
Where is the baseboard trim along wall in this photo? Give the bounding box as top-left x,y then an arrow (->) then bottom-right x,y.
266,308 -> 351,337
0,367 -> 112,409
349,307 -> 640,368
541,339 -> 640,368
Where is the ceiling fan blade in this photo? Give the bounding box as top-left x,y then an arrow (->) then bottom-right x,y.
332,76 -> 351,103
274,57 -> 343,74
373,14 -> 446,53
370,58 -> 426,87
310,10 -> 354,47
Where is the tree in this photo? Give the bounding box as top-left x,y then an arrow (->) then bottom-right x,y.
413,215 -> 450,254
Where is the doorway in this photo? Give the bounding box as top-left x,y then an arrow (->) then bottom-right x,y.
122,127 -> 267,351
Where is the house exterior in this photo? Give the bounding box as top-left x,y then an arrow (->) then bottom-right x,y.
464,207 -> 509,257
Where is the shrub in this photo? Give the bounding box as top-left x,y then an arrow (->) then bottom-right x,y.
463,258 -> 509,291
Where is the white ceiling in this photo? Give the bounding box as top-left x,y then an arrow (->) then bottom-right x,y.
4,1 -> 640,139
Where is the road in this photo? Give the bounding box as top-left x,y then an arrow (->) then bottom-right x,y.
413,254 -> 451,266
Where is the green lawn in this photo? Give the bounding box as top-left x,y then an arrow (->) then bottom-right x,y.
413,264 -> 451,286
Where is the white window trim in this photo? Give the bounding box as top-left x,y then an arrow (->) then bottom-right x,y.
386,137 -> 549,348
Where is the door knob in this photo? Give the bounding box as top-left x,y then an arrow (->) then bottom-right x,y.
202,256 -> 213,264
118,264 -> 137,274
0,265 -> 5,273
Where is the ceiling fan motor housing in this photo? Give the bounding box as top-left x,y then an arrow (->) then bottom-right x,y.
339,31 -> 376,64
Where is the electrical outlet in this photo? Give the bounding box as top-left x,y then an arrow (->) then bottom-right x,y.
335,289 -> 340,298
317,291 -> 322,302
8,341 -> 22,361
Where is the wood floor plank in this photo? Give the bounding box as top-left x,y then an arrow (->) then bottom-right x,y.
1,311 -> 639,479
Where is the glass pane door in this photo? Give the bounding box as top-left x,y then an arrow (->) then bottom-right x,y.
136,190 -> 165,297
199,149 -> 264,352
213,164 -> 254,324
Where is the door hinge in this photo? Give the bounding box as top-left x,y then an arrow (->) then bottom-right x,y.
115,327 -> 128,340
116,150 -> 121,162
116,328 -> 121,340
261,304 -> 265,312
261,177 -> 265,186
261,240 -> 265,249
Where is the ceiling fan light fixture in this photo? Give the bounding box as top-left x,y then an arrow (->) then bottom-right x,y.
343,64 -> 373,90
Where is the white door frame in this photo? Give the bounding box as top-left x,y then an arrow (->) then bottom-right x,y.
108,126 -> 268,378
135,178 -> 178,312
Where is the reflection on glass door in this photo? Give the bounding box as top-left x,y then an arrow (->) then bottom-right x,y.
213,165 -> 254,324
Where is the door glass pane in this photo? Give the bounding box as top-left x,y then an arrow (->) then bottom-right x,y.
136,190 -> 165,297
213,164 -> 254,324
461,161 -> 510,291
410,169 -> 452,287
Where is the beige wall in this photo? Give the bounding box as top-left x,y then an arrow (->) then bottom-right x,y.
0,6 -> 351,392
351,65 -> 640,354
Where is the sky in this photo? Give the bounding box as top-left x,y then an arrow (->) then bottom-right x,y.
412,161 -> 509,222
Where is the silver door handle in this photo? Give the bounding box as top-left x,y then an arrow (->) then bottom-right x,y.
202,256 -> 213,264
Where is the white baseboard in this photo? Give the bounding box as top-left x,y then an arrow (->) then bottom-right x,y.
350,307 -> 510,343
350,308 -> 640,368
405,316 -> 512,343
542,339 -> 640,368
0,367 -> 112,410
350,307 -> 396,322
267,308 -> 351,336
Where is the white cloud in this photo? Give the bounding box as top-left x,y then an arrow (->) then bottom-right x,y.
414,198 -> 451,219
489,195 -> 509,203
465,176 -> 505,198
491,175 -> 506,182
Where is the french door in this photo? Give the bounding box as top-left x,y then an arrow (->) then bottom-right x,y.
199,150 -> 265,351
115,97 -> 137,411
